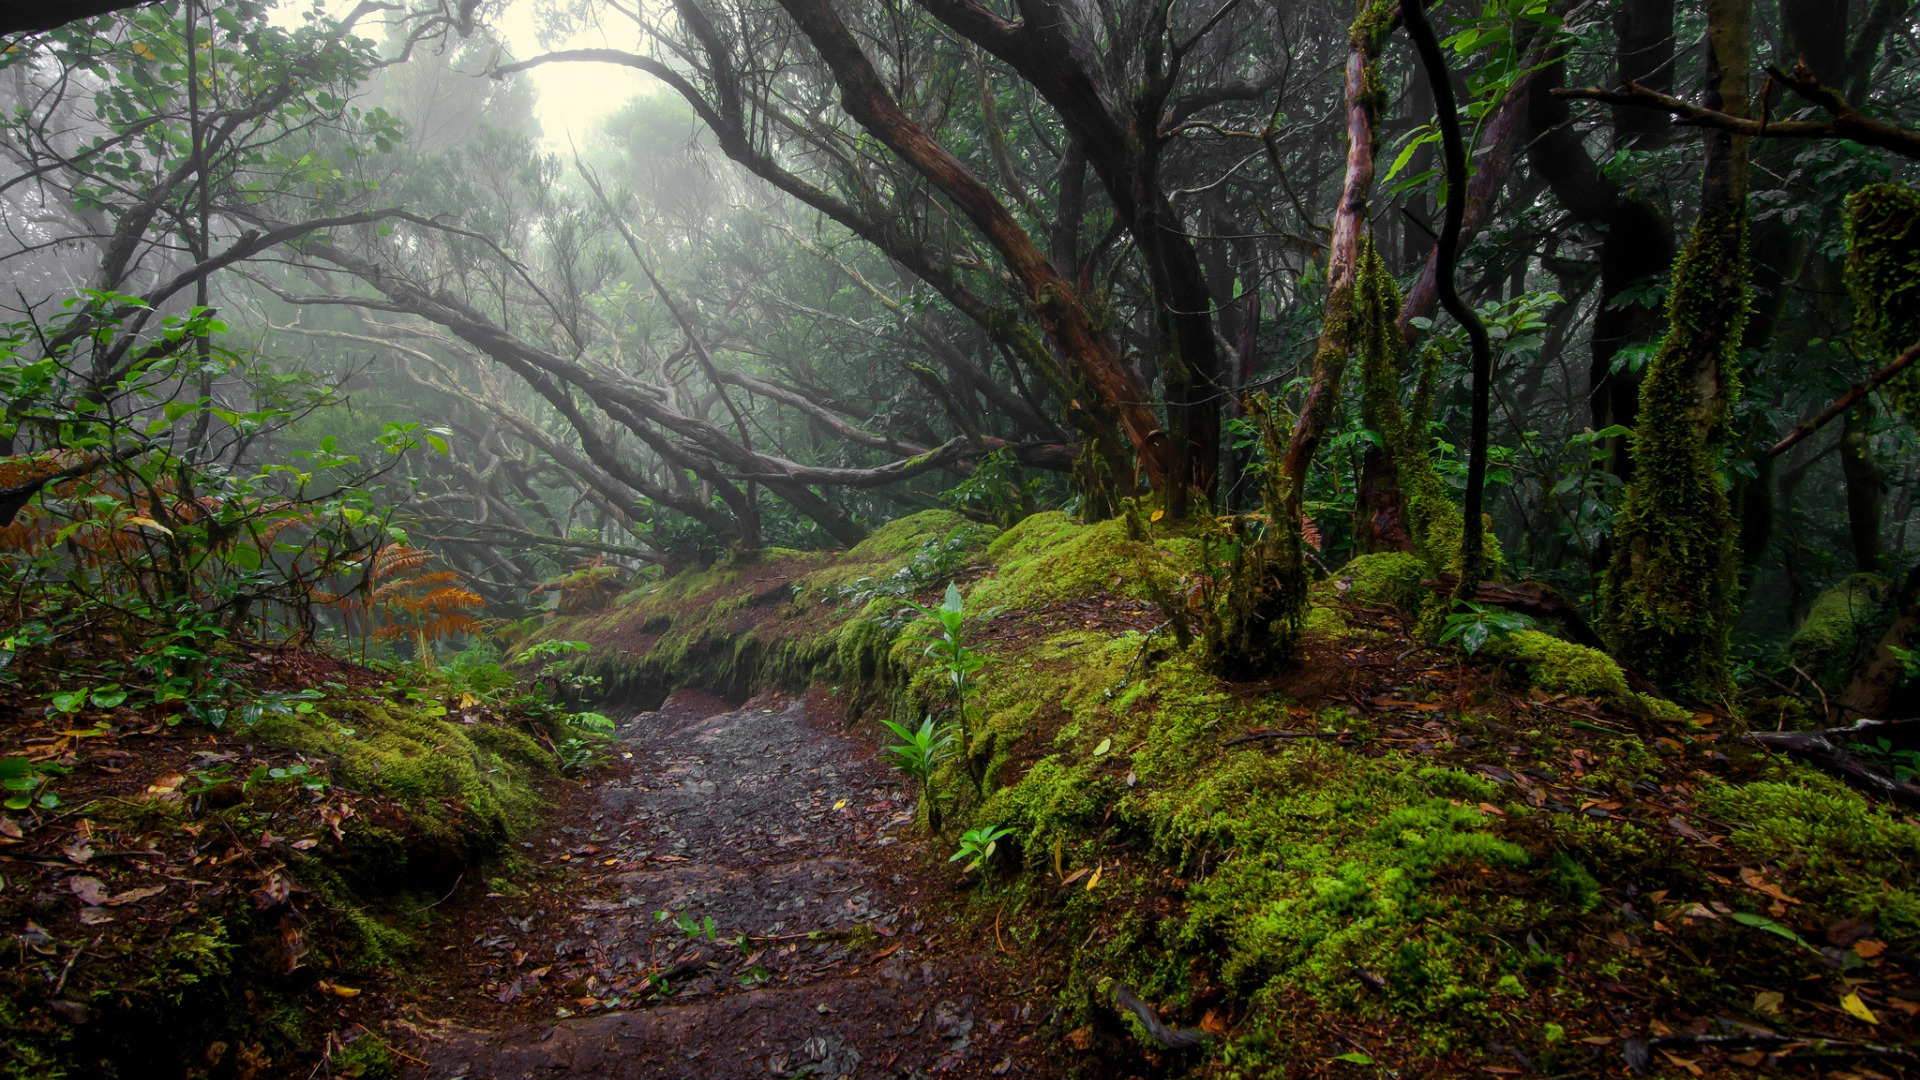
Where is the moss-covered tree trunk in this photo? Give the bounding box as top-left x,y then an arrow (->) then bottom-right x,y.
1597,0 -> 1751,700
1276,1 -> 1393,531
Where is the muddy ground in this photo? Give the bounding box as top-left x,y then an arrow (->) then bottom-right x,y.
388,688 -> 1064,1079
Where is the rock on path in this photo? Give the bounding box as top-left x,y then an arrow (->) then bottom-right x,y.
401,690 -> 1053,1079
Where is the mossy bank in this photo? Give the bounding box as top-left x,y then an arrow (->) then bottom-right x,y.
534,512 -> 1920,1076
2,675 -> 563,1080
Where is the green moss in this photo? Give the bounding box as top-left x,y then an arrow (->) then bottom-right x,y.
1787,573 -> 1893,691
1702,775 -> 1920,945
255,698 -> 548,852
331,1032 -> 396,1079
1159,744 -> 1529,1010
1325,552 -> 1427,611
974,513 -> 1189,610
1599,198 -> 1749,701
1489,630 -> 1630,699
1845,183 -> 1920,426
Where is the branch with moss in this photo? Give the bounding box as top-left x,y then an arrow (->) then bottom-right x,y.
1765,337 -> 1920,459
1553,61 -> 1920,162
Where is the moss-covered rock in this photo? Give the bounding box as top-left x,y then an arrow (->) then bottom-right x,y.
1786,573 -> 1893,692
1321,552 -> 1428,611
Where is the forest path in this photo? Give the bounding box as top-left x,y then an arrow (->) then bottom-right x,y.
394,688 -> 1055,1080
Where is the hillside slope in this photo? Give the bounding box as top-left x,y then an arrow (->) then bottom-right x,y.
535,510 -> 1920,1078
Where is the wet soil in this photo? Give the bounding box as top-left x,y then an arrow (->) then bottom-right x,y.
394,688 -> 1060,1080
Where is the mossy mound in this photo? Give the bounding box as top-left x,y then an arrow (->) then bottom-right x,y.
257,697 -> 549,857
1702,771 -> 1920,946
542,511 -> 995,708
1491,629 -> 1630,698
1786,573 -> 1894,692
972,512 -> 1192,611
1320,551 -> 1428,611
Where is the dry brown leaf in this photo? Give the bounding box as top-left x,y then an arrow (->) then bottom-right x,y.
68,875 -> 106,905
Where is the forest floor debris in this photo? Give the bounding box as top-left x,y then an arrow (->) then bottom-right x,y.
373,688 -> 1057,1079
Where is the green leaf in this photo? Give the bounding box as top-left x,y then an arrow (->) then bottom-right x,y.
1331,1052 -> 1375,1065
1093,737 -> 1112,757
1729,911 -> 1821,953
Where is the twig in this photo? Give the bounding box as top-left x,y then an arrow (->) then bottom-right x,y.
351,1024 -> 429,1067
49,935 -> 98,997
1788,662 -> 1831,724
1223,728 -> 1355,747
402,870 -> 463,915
1107,980 -> 1209,1049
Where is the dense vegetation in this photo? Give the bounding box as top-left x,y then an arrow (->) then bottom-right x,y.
2,0 -> 1920,1075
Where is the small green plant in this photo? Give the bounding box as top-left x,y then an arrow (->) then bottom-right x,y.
48,683 -> 128,715
904,583 -> 991,791
656,909 -> 719,942
1438,602 -> 1535,655
1852,736 -> 1920,783
0,756 -> 65,811
554,710 -> 615,775
881,715 -> 954,832
943,448 -> 1030,527
950,823 -> 1015,873
834,524 -> 989,610
515,640 -> 602,699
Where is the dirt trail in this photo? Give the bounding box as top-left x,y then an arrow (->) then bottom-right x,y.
398,689 -> 1057,1079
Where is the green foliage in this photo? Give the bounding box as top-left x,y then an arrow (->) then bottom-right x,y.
950,823 -> 1015,872
880,715 -> 954,831
0,756 -> 65,811
1437,602 -> 1534,655
904,583 -> 992,791
943,448 -> 1031,528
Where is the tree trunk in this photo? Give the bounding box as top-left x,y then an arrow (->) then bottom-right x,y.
1597,0 -> 1752,701
1278,9 -> 1392,528
770,0 -> 1167,491
1840,400 -> 1885,573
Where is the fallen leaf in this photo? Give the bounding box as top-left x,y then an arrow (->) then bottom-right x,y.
1826,917 -> 1878,946
316,980 -> 361,999
105,885 -> 163,906
1659,1050 -> 1703,1077
1739,866 -> 1800,905
1086,865 -> 1103,891
1064,1026 -> 1093,1051
1059,867 -> 1089,887
68,875 -> 107,906
832,799 -> 847,811
0,817 -> 21,839
1330,1052 -> 1374,1065
62,840 -> 92,865
290,838 -> 319,851
1729,1051 -> 1766,1067
1752,990 -> 1784,1016
1854,939 -> 1887,959
78,909 -> 115,925
1477,802 -> 1505,816
146,774 -> 185,797
1578,1036 -> 1614,1045
1840,992 -> 1879,1025
1092,737 -> 1112,757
